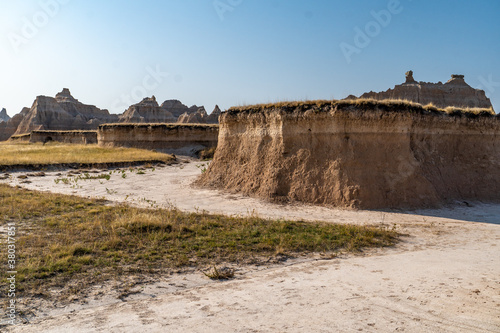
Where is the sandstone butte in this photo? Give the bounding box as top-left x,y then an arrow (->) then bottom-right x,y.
198,99 -> 500,209
119,96 -> 220,125
0,89 -> 221,141
348,71 -> 494,111
12,88 -> 118,137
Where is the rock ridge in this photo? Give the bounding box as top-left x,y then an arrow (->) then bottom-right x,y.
356,71 -> 494,111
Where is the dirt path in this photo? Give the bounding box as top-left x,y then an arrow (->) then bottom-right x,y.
1,161 -> 499,332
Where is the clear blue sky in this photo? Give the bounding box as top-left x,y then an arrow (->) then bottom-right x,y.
1,0 -> 499,115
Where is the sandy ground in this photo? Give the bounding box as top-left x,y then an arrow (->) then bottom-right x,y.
1,160 -> 499,332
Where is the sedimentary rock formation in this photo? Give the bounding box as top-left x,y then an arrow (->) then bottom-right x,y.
198,100 -> 500,209
98,123 -> 218,155
206,105 -> 222,124
13,89 -> 118,136
1,90 -> 222,141
0,107 -> 30,141
177,108 -> 208,124
177,105 -> 221,124
160,99 -> 205,119
0,108 -> 10,122
357,72 -> 494,110
29,130 -> 98,144
119,96 -> 177,123
9,133 -> 31,142
120,97 -> 220,125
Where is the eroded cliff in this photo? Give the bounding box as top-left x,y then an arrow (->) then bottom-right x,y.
14,89 -> 118,136
98,123 -> 218,155
356,72 -> 494,111
0,107 -> 30,141
198,100 -> 500,209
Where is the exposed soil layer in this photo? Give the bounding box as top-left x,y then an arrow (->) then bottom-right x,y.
199,101 -> 500,209
29,130 -> 98,144
98,123 -> 218,155
0,160 -> 170,172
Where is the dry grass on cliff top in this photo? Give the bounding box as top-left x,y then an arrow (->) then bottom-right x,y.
0,184 -> 399,303
0,142 -> 174,166
228,98 -> 496,117
100,123 -> 218,129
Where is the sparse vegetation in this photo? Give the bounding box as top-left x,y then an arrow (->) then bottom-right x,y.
228,98 -> 496,117
203,266 -> 235,280
0,142 -> 174,167
0,184 -> 399,302
196,163 -> 209,173
197,146 -> 217,160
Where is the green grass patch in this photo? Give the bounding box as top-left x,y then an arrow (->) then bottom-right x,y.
0,184 -> 399,301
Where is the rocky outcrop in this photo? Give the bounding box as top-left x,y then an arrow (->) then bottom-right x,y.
13,89 -> 118,136
0,108 -> 10,123
357,71 -> 494,111
177,108 -> 208,124
98,123 -> 218,155
0,107 -> 30,141
178,105 -> 221,124
119,96 -> 176,123
1,91 -> 221,141
160,100 -> 205,119
120,97 -> 220,125
206,105 -> 222,124
198,100 -> 500,209
30,130 -> 98,144
9,133 -> 31,142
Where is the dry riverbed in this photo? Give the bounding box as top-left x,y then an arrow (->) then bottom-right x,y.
0,160 -> 499,332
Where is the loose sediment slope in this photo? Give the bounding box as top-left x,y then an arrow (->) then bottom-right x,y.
199,100 -> 500,209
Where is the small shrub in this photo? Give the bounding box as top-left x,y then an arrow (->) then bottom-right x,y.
203,266 -> 235,280
197,146 -> 217,160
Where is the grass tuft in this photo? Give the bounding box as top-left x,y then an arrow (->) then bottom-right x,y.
203,266 -> 235,280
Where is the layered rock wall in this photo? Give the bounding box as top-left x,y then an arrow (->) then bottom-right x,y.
98,124 -> 218,154
0,108 -> 30,141
29,130 -> 98,144
2,90 -> 222,141
14,89 -> 118,136
9,133 -> 31,142
119,97 -> 220,124
357,72 -> 494,111
199,102 -> 500,209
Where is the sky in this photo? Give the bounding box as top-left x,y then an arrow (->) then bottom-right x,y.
0,0 -> 499,116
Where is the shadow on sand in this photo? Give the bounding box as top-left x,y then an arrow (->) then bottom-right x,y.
392,202 -> 500,225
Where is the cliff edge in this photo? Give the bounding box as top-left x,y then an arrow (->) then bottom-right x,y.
198,100 -> 500,209
356,71 -> 494,111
